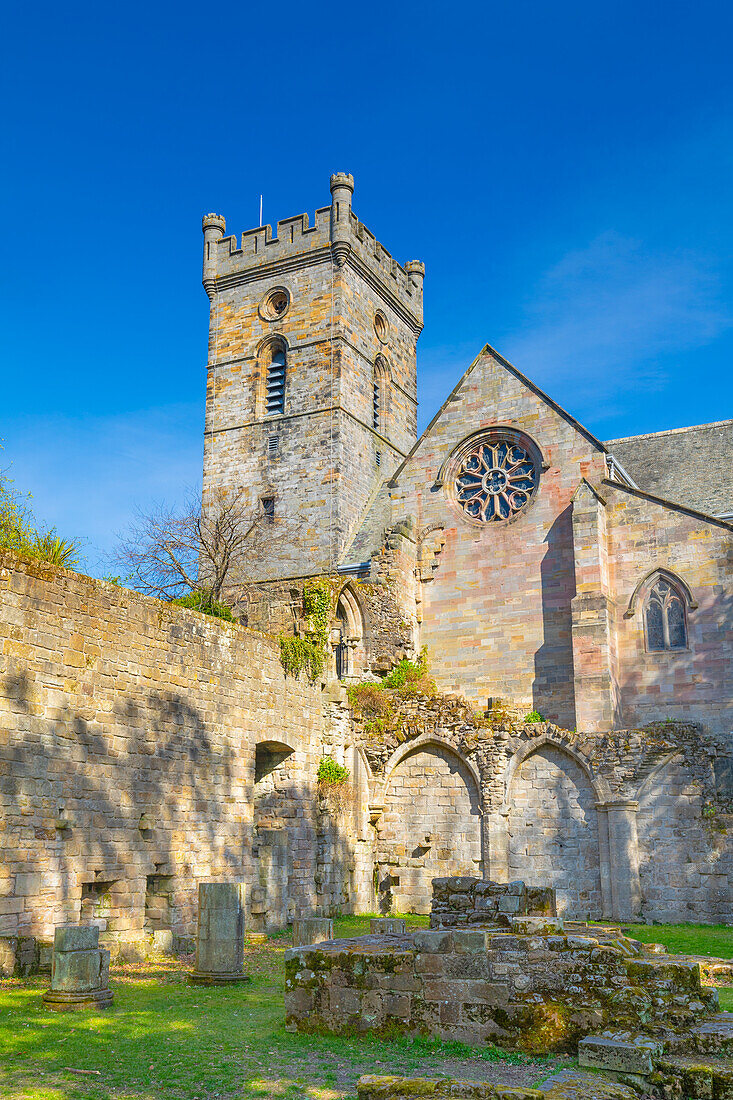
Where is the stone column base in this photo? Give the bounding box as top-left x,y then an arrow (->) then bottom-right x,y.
42,988 -> 114,1011
188,969 -> 250,985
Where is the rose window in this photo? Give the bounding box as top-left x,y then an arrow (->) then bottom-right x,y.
454,439 -> 538,523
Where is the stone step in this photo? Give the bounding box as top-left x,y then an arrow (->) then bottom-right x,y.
537,1069 -> 639,1099
578,1032 -> 662,1074
654,1054 -> 733,1097
665,1011 -> 733,1055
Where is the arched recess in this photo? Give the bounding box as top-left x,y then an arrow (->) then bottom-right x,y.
506,740 -> 602,918
253,737 -> 296,829
333,584 -> 365,680
375,737 -> 483,914
373,355 -> 391,434
636,752 -> 723,922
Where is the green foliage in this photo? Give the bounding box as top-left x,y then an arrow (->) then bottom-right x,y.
382,650 -> 428,689
347,681 -> 392,718
173,589 -> 235,622
0,473 -> 81,570
524,710 -> 543,723
279,635 -> 325,681
280,581 -> 332,681
317,755 -> 350,785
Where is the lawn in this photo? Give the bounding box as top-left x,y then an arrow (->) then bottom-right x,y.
0,914 -> 565,1100
1,916 -> 730,1100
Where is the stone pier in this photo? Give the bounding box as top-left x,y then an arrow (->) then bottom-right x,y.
190,882 -> 249,985
42,925 -> 113,1011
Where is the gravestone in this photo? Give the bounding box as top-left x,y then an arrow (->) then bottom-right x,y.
190,881 -> 249,985
42,925 -> 113,1010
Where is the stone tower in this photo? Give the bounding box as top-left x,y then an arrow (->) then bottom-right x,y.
201,174 -> 424,581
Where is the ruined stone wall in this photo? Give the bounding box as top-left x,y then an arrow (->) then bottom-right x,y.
0,553 -> 347,947
603,482 -> 733,736
507,745 -> 602,918
375,743 -> 482,913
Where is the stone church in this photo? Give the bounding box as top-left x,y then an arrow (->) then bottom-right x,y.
1,175 -> 731,968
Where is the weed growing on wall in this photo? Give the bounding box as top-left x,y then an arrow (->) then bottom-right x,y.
317,756 -> 350,784
316,755 -> 351,812
524,710 -> 543,723
347,651 -> 434,736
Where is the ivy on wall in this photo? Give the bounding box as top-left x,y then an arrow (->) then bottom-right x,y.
279,581 -> 332,682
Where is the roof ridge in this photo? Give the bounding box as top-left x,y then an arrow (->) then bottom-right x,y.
607,419 -> 733,445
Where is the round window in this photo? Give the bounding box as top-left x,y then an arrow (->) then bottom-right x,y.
260,287 -> 291,322
452,436 -> 539,524
374,310 -> 389,343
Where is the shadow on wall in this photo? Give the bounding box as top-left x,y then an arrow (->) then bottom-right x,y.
533,508 -> 576,730
375,742 -> 483,915
507,743 -> 601,919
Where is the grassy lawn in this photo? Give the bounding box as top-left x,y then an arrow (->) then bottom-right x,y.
0,915 -> 567,1100
618,922 -> 733,960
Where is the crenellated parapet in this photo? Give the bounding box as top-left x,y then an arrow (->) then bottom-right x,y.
201,174 -> 424,328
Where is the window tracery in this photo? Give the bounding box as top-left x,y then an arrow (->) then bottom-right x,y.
454,438 -> 538,523
644,578 -> 687,651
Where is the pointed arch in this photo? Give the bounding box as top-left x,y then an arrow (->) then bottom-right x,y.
624,567 -> 697,618
334,583 -> 365,679
501,734 -> 609,811
256,334 -> 289,418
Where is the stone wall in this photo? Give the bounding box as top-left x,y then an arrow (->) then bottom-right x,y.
429,877 -> 556,928
285,921 -> 718,1051
376,744 -> 482,913
507,745 -> 602,918
0,553 -> 350,947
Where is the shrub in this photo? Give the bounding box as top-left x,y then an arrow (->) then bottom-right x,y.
0,476 -> 81,570
524,709 -> 543,723
280,635 -> 325,681
173,589 -> 235,622
347,682 -> 392,719
317,756 -> 350,785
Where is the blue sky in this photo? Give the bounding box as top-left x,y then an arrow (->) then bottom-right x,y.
1,1 -> 731,576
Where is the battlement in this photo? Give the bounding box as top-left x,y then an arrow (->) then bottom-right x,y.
201,175 -> 424,322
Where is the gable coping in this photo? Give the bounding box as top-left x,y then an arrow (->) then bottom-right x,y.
601,478 -> 733,532
387,343 -> 607,488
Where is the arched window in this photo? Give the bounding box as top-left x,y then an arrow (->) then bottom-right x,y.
644,577 -> 688,651
265,342 -> 286,416
373,356 -> 390,434
333,586 -> 364,680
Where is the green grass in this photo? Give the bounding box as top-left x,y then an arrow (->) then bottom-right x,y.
0,916 -> 564,1100
617,922 -> 733,959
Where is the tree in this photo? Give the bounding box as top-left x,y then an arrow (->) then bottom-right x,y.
114,488 -> 273,616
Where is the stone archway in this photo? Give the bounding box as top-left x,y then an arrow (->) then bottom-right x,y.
507,743 -> 602,918
375,741 -> 482,914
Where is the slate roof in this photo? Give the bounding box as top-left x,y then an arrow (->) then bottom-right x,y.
605,420 -> 733,518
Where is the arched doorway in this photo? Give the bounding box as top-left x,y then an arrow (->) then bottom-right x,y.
376,742 -> 482,913
507,744 -> 601,918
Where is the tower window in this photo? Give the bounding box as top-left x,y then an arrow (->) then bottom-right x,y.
262,497 -> 275,523
266,347 -> 286,416
373,380 -> 380,429
373,355 -> 390,434
644,578 -> 687,651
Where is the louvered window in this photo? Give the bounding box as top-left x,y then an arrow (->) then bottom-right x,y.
266,348 -> 286,415
373,380 -> 380,430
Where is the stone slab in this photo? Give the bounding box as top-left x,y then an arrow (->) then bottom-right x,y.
538,1069 -> 639,1099
577,1034 -> 657,1074
292,917 -> 333,947
54,925 -> 99,953
370,918 -> 407,935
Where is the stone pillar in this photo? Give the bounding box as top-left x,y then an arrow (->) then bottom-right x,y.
484,810 -> 509,882
292,916 -> 333,947
595,804 -> 614,919
42,925 -> 113,1011
370,917 -> 406,935
190,882 -> 249,985
603,801 -> 642,920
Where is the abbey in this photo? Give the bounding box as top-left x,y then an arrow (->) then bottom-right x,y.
1,175 -> 731,967
203,173 -> 733,737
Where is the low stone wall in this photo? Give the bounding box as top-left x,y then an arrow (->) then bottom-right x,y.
430,877 -> 556,928
284,919 -> 717,1052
